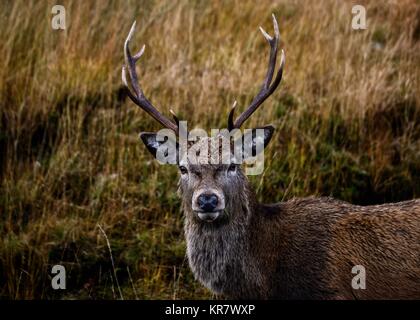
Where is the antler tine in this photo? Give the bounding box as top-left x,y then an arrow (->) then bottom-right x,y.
169,109 -> 180,127
232,14 -> 285,129
122,21 -> 179,133
260,13 -> 279,90
227,100 -> 237,131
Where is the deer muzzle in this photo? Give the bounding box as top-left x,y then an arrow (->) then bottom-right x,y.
192,190 -> 225,222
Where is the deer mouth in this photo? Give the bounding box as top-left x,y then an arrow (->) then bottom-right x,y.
196,210 -> 222,222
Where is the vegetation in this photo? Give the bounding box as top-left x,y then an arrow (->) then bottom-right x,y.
0,0 -> 419,299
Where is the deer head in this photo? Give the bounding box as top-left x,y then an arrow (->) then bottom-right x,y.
122,14 -> 285,224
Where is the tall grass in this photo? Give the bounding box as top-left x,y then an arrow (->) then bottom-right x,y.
0,0 -> 419,299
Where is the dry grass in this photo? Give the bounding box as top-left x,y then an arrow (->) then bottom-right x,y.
0,0 -> 419,299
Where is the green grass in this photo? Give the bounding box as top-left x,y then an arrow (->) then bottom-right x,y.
0,0 -> 419,299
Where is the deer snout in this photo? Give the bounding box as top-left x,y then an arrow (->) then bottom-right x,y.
197,194 -> 218,212
192,190 -> 225,222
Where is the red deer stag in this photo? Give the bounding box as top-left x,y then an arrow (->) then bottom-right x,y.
121,15 -> 420,299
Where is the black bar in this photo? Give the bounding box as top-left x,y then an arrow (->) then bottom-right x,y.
1,300 -> 417,319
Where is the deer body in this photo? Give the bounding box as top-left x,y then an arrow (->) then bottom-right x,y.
122,16 -> 420,299
184,192 -> 420,299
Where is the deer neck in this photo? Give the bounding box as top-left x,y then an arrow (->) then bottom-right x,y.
182,182 -> 263,297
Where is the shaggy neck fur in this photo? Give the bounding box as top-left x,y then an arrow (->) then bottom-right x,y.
180,173 -> 265,299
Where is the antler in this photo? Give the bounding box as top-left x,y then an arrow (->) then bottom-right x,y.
228,14 -> 285,130
122,22 -> 179,133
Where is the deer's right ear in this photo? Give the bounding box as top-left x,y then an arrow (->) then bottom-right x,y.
140,133 -> 161,157
140,132 -> 179,164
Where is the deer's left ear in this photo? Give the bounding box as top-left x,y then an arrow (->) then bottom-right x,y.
240,125 -> 275,159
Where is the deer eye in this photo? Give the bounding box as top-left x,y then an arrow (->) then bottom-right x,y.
179,166 -> 188,175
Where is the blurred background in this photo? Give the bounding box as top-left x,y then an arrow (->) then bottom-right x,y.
0,0 -> 419,299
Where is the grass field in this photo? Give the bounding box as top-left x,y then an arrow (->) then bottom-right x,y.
0,0 -> 419,299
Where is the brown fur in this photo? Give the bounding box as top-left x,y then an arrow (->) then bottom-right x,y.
142,134 -> 420,300
130,12 -> 419,298
253,198 -> 420,299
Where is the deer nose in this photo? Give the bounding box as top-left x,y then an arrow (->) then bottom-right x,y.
197,194 -> 219,212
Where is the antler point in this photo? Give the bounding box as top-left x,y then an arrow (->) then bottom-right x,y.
272,14 -> 279,39
259,26 -> 272,41
121,66 -> 128,86
133,44 -> 146,61
127,21 -> 137,42
280,49 -> 285,65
